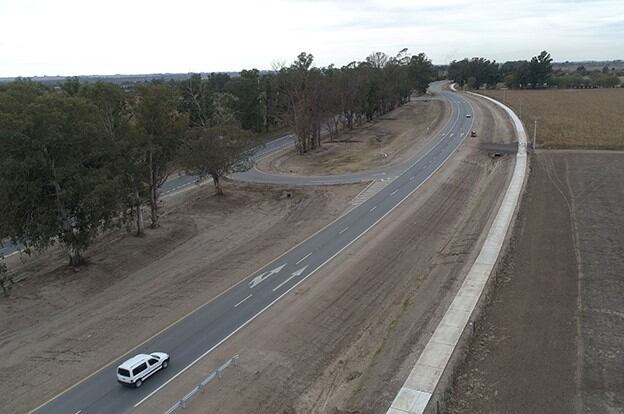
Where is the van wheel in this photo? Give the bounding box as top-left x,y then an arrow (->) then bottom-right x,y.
162,359 -> 169,369
135,379 -> 142,388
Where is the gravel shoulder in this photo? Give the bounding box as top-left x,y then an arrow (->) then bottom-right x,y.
447,150 -> 624,414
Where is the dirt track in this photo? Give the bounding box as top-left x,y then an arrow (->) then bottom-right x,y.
447,151 -> 624,414
134,93 -> 517,414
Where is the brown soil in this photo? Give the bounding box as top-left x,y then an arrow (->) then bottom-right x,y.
256,97 -> 449,176
446,151 -> 624,414
0,181 -> 365,413
134,93 -> 517,414
479,88 -> 624,150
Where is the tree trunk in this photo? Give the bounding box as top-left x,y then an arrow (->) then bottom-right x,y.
212,174 -> 224,196
148,151 -> 160,228
68,246 -> 83,267
135,201 -> 144,236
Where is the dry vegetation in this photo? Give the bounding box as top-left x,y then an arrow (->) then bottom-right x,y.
480,88 -> 624,149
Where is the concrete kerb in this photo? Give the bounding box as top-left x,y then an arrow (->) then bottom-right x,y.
385,91 -> 528,414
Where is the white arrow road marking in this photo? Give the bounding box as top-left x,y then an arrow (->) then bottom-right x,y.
391,189 -> 398,195
273,266 -> 309,292
369,206 -> 377,212
249,264 -> 286,288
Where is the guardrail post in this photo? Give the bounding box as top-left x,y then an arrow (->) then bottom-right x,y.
162,354 -> 240,414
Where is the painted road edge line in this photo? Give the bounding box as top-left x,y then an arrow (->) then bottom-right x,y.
385,91 -> 527,414
28,86 -> 462,414
135,92 -> 471,409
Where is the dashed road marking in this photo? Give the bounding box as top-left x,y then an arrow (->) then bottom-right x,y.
296,252 -> 312,265
234,294 -> 252,308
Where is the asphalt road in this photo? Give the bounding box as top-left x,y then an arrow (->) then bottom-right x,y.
32,83 -> 474,414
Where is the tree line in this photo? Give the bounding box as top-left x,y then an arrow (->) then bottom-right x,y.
276,50 -> 435,153
448,51 -> 555,89
0,49 -> 435,279
448,51 -> 621,89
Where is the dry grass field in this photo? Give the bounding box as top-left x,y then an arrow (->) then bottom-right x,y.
480,88 -> 624,149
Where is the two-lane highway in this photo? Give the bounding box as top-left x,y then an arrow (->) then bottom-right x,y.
33,83 -> 474,414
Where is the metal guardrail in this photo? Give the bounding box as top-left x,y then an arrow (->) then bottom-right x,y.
163,354 -> 239,414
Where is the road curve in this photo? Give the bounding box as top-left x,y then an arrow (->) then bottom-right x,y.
31,82 -> 475,414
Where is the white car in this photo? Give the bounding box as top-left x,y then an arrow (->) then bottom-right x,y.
117,352 -> 170,388
465,114 -> 472,118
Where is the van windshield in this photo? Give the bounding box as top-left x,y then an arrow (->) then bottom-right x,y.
117,368 -> 131,377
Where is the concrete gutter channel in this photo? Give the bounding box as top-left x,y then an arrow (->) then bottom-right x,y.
386,90 -> 529,414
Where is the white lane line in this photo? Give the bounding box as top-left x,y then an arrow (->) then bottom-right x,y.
339,227 -> 349,235
410,176 -> 416,181
391,189 -> 398,195
133,89 -> 471,410
234,294 -> 252,308
296,252 -> 312,265
369,206 -> 377,212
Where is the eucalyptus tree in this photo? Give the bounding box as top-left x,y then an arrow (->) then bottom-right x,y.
81,82 -> 150,235
179,124 -> 255,195
226,69 -> 266,133
278,52 -> 317,154
133,84 -> 188,228
408,53 -> 436,94
179,73 -> 214,127
0,92 -> 122,266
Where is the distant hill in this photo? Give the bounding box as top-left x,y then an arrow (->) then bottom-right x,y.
0,70 -> 274,85
553,60 -> 624,73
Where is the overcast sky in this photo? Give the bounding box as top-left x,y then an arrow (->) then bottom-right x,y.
1,0 -> 623,77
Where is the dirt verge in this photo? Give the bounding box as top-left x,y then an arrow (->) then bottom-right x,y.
256,97 -> 449,176
446,151 -> 624,414
0,181 -> 365,413
134,93 -> 517,414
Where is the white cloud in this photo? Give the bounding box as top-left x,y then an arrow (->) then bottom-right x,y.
0,0 -> 622,76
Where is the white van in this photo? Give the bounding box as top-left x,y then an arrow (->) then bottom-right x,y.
117,352 -> 170,388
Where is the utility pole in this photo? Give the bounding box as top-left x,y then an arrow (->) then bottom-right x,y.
533,119 -> 538,151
